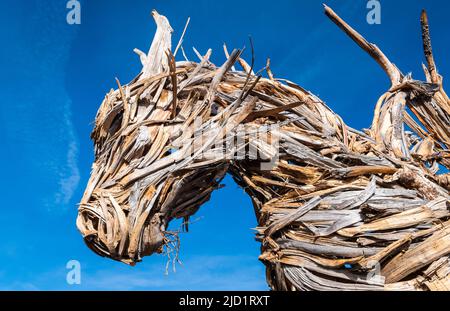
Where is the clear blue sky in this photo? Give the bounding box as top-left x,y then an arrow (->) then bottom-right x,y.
0,0 -> 449,290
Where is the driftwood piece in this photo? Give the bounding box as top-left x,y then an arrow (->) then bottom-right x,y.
77,5 -> 450,290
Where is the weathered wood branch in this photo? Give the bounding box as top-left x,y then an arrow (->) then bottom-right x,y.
324,4 -> 401,86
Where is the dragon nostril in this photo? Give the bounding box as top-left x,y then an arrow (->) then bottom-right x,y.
211,103 -> 219,116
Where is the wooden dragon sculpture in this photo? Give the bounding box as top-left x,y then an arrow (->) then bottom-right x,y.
77,6 -> 450,290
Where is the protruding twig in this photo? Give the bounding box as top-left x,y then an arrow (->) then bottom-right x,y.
192,47 -> 203,62
420,10 -> 438,84
223,43 -> 236,71
166,49 -> 178,119
420,10 -> 450,105
237,37 -> 256,75
174,17 -> 191,57
180,46 -> 189,61
133,48 -> 147,67
266,58 -> 274,80
324,4 -> 401,86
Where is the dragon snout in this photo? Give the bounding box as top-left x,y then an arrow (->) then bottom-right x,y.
76,198 -> 166,264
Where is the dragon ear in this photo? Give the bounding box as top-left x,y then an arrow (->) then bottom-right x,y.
134,10 -> 173,80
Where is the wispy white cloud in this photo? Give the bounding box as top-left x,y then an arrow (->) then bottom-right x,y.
0,254 -> 267,291
3,2 -> 83,209
55,107 -> 80,206
81,254 -> 268,291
